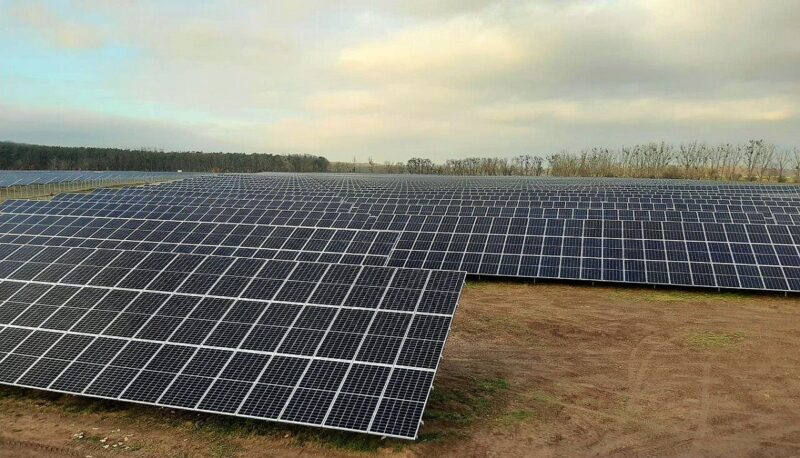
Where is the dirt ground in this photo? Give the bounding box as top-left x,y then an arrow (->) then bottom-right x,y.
2,281 -> 800,457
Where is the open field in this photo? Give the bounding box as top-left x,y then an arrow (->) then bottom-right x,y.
2,281 -> 799,457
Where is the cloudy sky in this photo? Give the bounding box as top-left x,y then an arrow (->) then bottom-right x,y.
1,0 -> 798,162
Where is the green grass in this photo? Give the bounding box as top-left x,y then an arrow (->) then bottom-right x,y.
463,280 -> 522,290
291,430 -> 385,453
515,389 -> 564,423
466,280 -> 762,306
424,377 -> 511,425
500,410 -> 538,423
477,378 -> 510,392
685,331 -> 745,349
63,396 -> 129,414
614,288 -> 751,303
528,389 -> 561,405
209,440 -> 241,458
187,415 -> 391,454
417,430 -> 470,444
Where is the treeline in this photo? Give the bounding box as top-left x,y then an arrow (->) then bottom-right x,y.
6,139 -> 799,181
0,142 -> 329,173
545,140 -> 797,181
393,140 -> 798,182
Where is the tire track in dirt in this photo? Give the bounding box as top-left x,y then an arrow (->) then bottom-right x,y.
626,333 -> 670,410
691,361 -> 713,454
626,328 -> 701,409
608,437 -> 695,457
0,436 -> 87,458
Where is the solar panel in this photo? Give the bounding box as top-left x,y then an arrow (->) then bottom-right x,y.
0,252 -> 465,439
383,218 -> 800,291
2,172 -> 800,440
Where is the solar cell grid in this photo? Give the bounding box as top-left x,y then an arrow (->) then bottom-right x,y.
0,235 -> 465,439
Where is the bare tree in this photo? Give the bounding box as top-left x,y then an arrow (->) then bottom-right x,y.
742,139 -> 763,180
774,148 -> 790,182
708,145 -> 726,179
678,141 -> 700,177
697,143 -> 711,178
792,147 -> 800,182
725,144 -> 743,180
758,142 -> 775,181
532,156 -> 544,176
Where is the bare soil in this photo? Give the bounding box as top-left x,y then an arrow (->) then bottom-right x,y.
2,281 -> 800,457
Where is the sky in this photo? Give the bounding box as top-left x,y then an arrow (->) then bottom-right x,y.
0,0 -> 798,162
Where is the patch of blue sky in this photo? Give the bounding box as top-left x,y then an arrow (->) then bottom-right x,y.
1,40 -> 219,125
0,40 -> 135,83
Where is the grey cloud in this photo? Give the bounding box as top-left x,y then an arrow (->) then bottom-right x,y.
0,105 -> 238,152
446,1 -> 796,105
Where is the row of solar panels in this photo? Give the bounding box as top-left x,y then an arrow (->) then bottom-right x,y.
145,174 -> 800,191
75,180 -> 800,194
69,189 -> 800,205
2,222 -> 800,292
8,201 -> 799,225
49,192 -> 800,213
3,216 -> 800,294
4,221 -> 800,265
63,174 -> 800,190
5,203 -> 800,236
5,212 -> 800,243
2,232 -> 798,293
0,171 -> 204,187
49,187 -> 800,213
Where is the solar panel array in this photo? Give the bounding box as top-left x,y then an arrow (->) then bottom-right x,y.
6,174 -> 799,292
0,171 -> 204,187
2,172 -> 799,439
0,175 -> 468,440
0,254 -> 463,439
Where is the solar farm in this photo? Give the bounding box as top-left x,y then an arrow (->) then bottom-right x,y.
0,171 -> 200,187
1,173 -> 800,455
0,171 -> 207,201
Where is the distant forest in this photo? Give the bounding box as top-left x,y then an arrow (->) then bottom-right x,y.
0,142 -> 329,173
4,139 -> 799,182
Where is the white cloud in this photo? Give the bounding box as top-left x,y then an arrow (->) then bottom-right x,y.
6,2 -> 105,50
338,17 -> 526,83
478,97 -> 798,125
305,91 -> 384,113
0,103 -> 238,152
